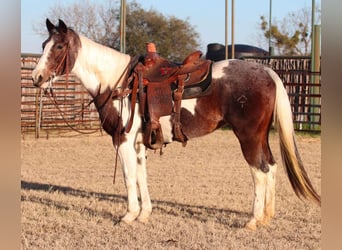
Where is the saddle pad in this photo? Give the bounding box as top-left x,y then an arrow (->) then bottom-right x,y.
147,82 -> 173,118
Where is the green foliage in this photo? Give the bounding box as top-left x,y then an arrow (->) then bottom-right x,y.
260,16 -> 304,55
259,6 -> 321,55
125,2 -> 199,61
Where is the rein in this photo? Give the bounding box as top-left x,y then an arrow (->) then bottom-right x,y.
55,43 -> 70,77
109,61 -> 132,184
45,47 -> 103,134
45,88 -> 103,134
46,56 -> 133,183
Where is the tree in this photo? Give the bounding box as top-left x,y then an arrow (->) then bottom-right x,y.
125,2 -> 199,61
259,6 -> 321,55
33,0 -> 200,62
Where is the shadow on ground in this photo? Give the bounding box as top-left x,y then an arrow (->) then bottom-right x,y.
21,180 -> 250,228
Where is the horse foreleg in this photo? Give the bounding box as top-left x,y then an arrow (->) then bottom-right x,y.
118,141 -> 140,224
135,138 -> 152,223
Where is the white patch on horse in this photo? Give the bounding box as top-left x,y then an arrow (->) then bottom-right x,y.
246,167 -> 267,230
265,163 -> 277,219
211,59 -> 230,79
181,98 -> 197,115
113,97 -> 131,126
72,35 -> 131,95
159,116 -> 173,143
246,163 -> 277,230
32,39 -> 54,85
156,99 -> 197,144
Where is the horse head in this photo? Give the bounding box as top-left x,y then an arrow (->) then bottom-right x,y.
32,19 -> 81,89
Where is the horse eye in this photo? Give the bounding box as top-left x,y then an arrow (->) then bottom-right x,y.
56,44 -> 64,50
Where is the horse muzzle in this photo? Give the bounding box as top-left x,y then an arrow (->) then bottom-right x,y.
32,70 -> 53,89
32,74 -> 44,87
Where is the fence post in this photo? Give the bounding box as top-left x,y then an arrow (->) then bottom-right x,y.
35,89 -> 43,138
35,90 -> 38,138
310,25 -> 321,130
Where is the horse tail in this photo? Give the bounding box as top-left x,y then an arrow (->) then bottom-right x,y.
266,68 -> 321,205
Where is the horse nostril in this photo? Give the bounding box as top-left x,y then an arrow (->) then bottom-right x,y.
33,75 -> 43,87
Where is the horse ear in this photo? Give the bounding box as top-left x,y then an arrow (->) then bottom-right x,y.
58,19 -> 68,34
46,18 -> 55,33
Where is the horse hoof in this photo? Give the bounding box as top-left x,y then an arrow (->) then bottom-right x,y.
121,212 -> 139,224
245,219 -> 257,231
137,216 -> 149,224
245,223 -> 257,231
259,216 -> 271,226
137,211 -> 151,223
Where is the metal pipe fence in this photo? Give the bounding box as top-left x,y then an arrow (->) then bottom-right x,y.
244,56 -> 321,132
21,54 -> 101,138
21,54 -> 321,138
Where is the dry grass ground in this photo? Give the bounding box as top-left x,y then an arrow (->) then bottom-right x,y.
21,129 -> 321,249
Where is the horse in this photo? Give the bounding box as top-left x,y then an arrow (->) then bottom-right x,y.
31,19 -> 320,230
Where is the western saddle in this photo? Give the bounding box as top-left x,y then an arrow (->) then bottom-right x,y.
127,43 -> 213,150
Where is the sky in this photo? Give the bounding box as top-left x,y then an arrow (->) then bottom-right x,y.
21,0 -> 320,54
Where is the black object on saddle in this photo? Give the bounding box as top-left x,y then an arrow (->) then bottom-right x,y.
131,43 -> 213,150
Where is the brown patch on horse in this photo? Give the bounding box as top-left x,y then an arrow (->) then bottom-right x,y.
182,60 -> 276,172
180,95 -> 224,138
222,60 -> 276,171
44,19 -> 81,76
93,87 -> 126,145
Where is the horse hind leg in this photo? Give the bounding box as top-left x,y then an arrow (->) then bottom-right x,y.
264,163 -> 277,224
236,132 -> 277,230
245,162 -> 277,231
245,166 -> 267,230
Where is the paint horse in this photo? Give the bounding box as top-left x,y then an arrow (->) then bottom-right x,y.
32,19 -> 320,230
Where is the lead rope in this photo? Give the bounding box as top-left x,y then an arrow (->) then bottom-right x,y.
47,90 -> 103,134
110,61 -> 134,184
47,45 -> 132,183
46,44 -> 102,134
113,96 -> 124,184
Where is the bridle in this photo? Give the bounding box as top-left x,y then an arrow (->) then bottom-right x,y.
55,43 -> 70,76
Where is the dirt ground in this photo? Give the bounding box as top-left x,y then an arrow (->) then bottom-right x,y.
21,129 -> 321,249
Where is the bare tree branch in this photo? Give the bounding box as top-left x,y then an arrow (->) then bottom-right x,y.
33,0 -> 200,61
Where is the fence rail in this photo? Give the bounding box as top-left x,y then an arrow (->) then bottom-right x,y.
21,54 -> 321,137
245,56 -> 321,132
21,55 -> 101,137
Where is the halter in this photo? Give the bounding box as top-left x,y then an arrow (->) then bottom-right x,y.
55,43 -> 71,76
44,42 -> 70,95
